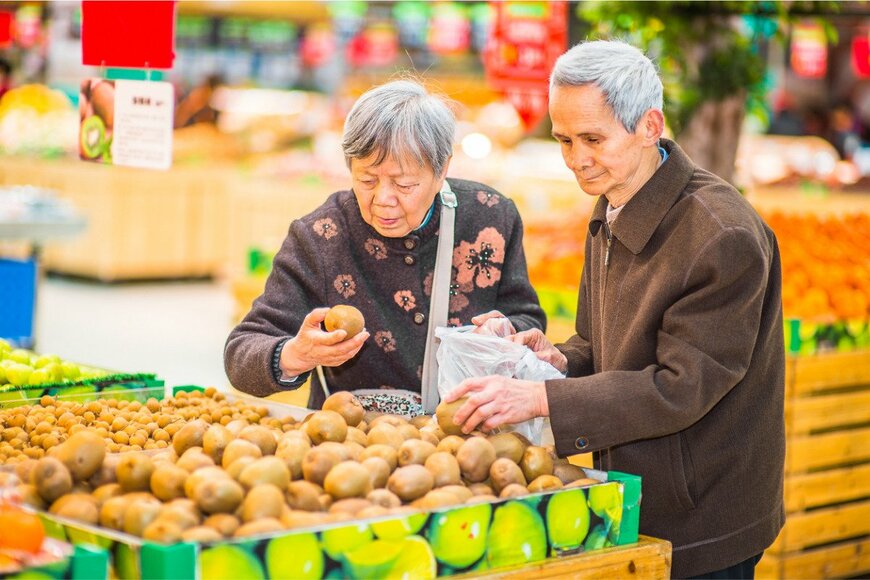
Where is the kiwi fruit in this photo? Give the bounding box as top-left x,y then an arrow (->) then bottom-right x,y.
358,444 -> 398,471
89,456 -> 121,487
323,461 -> 372,500
396,424 -> 421,441
281,510 -> 329,529
435,397 -> 469,436
328,498 -> 372,516
181,526 -> 223,542
234,518 -> 285,538
172,419 -> 209,457
456,437 -> 497,483
194,478 -> 245,515
361,457 -> 390,489
305,410 -> 348,445
143,519 -> 183,543
410,415 -> 432,430
366,488 -> 401,509
527,475 -> 563,493
221,439 -> 262,469
225,419 -> 249,437
440,485 -> 474,503
419,431 -> 440,446
239,457 -> 291,491
322,391 -> 365,427
369,415 -> 408,429
344,427 -> 368,447
117,453 -> 156,492
239,425 -> 278,456
553,463 -> 589,485
80,115 -> 107,159
203,513 -> 241,536
366,423 -> 403,449
275,438 -> 310,480
14,484 -> 45,510
241,484 -> 286,522
302,447 -> 341,486
357,505 -> 390,519
323,305 -> 365,339
15,459 -> 38,484
55,430 -> 106,481
565,477 -> 601,489
175,449 -> 214,473
318,493 -> 333,511
387,465 -> 434,502
499,483 -> 529,499
49,493 -> 99,524
317,441 -> 353,462
413,489 -> 462,510
123,497 -> 162,536
184,466 -> 229,499
489,458 -> 527,494
488,432 -> 528,464
397,439 -> 436,467
32,456 -> 73,503
424,452 -> 461,488
202,424 -> 233,464
226,456 -> 257,481
150,464 -> 189,501
436,435 -> 466,456
159,500 -> 201,528
520,446 -> 554,482
468,483 -> 495,496
99,495 -> 130,530
92,483 -> 122,506
344,442 -> 365,462
286,481 -> 323,512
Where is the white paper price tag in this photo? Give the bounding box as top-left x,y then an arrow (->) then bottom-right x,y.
111,80 -> 174,170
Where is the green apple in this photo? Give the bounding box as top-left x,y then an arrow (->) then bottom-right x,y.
5,363 -> 33,386
266,533 -> 324,579
34,354 -> 61,368
200,545 -> 265,580
486,501 -> 547,569
28,368 -> 51,385
41,363 -> 63,383
8,349 -> 32,365
343,539 -> 403,578
0,339 -> 10,357
0,365 -> 6,384
61,362 -> 81,381
321,523 -> 373,560
428,503 -> 492,568
547,489 -> 590,552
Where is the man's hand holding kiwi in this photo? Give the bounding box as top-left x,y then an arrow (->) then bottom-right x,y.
279,306 -> 369,377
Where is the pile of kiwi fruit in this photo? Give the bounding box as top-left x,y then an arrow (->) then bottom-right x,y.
0,388 -> 293,462
0,391 -> 597,543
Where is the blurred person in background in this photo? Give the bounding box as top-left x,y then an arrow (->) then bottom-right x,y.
225,79 -> 545,414
453,39 -> 785,579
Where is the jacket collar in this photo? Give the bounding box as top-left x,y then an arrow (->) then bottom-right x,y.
588,138 -> 695,254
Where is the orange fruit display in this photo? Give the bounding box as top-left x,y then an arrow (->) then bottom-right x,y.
0,504 -> 45,554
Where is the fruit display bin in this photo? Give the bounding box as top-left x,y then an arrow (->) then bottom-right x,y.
0,375 -> 164,409
26,386 -> 642,579
757,348 -> 870,579
0,543 -> 108,580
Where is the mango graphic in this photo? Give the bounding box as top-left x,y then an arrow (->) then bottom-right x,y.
266,532 -> 323,579
486,501 -> 547,569
427,503 -> 492,568
200,545 -> 265,580
547,489 -> 590,553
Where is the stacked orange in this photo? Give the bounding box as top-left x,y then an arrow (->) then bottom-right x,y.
765,212 -> 870,322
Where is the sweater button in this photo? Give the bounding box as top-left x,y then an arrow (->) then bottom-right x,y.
574,436 -> 589,450
414,313 -> 425,325
404,255 -> 415,265
404,238 -> 416,250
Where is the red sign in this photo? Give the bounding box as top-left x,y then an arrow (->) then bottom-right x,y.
852,31 -> 870,78
301,24 -> 336,68
483,1 -> 567,130
82,1 -> 176,69
0,12 -> 12,47
790,22 -> 827,79
346,23 -> 399,68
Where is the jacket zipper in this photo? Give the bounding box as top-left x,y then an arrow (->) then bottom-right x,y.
601,222 -> 613,471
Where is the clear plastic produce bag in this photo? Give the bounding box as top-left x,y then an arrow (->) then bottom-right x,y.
435,326 -> 565,444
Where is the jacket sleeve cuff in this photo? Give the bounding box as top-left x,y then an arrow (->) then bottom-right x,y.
545,377 -> 594,458
271,337 -> 309,389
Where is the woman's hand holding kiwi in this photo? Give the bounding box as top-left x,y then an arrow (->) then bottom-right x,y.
279,307 -> 369,376
443,376 -> 549,434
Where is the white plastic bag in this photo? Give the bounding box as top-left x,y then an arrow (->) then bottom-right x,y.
435,326 -> 565,444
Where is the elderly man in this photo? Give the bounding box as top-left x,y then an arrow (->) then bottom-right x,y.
453,40 -> 785,579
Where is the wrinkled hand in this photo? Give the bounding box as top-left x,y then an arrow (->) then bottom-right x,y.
280,308 -> 369,376
470,310 -> 516,337
445,376 -> 549,434
508,329 -> 568,373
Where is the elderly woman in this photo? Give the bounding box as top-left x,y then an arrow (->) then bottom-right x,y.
225,80 -> 545,413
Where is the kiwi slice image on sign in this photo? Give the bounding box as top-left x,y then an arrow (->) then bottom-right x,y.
80,115 -> 107,159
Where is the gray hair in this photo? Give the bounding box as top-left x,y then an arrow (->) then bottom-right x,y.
342,80 -> 455,177
550,40 -> 663,133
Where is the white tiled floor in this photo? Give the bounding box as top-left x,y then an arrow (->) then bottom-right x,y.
34,277 -> 235,390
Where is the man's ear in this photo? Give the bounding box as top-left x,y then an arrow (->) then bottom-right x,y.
641,109 -> 665,145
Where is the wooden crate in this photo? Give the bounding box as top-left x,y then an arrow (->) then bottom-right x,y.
760,349 -> 870,579
456,535 -> 672,579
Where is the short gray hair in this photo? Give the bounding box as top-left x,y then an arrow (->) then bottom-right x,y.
342,80 -> 455,177
550,40 -> 663,133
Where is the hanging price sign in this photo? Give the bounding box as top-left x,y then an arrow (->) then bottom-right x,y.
852,30 -> 870,79
81,1 -> 176,69
483,1 -> 567,130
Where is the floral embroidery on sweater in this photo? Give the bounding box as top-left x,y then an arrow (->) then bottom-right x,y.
477,190 -> 500,207
313,218 -> 338,240
334,274 -> 356,298
364,238 -> 388,260
454,227 -> 505,289
374,330 -> 397,353
394,290 -> 417,311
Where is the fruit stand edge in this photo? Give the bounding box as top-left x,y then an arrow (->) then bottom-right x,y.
71,544 -> 110,580
608,471 -> 642,545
